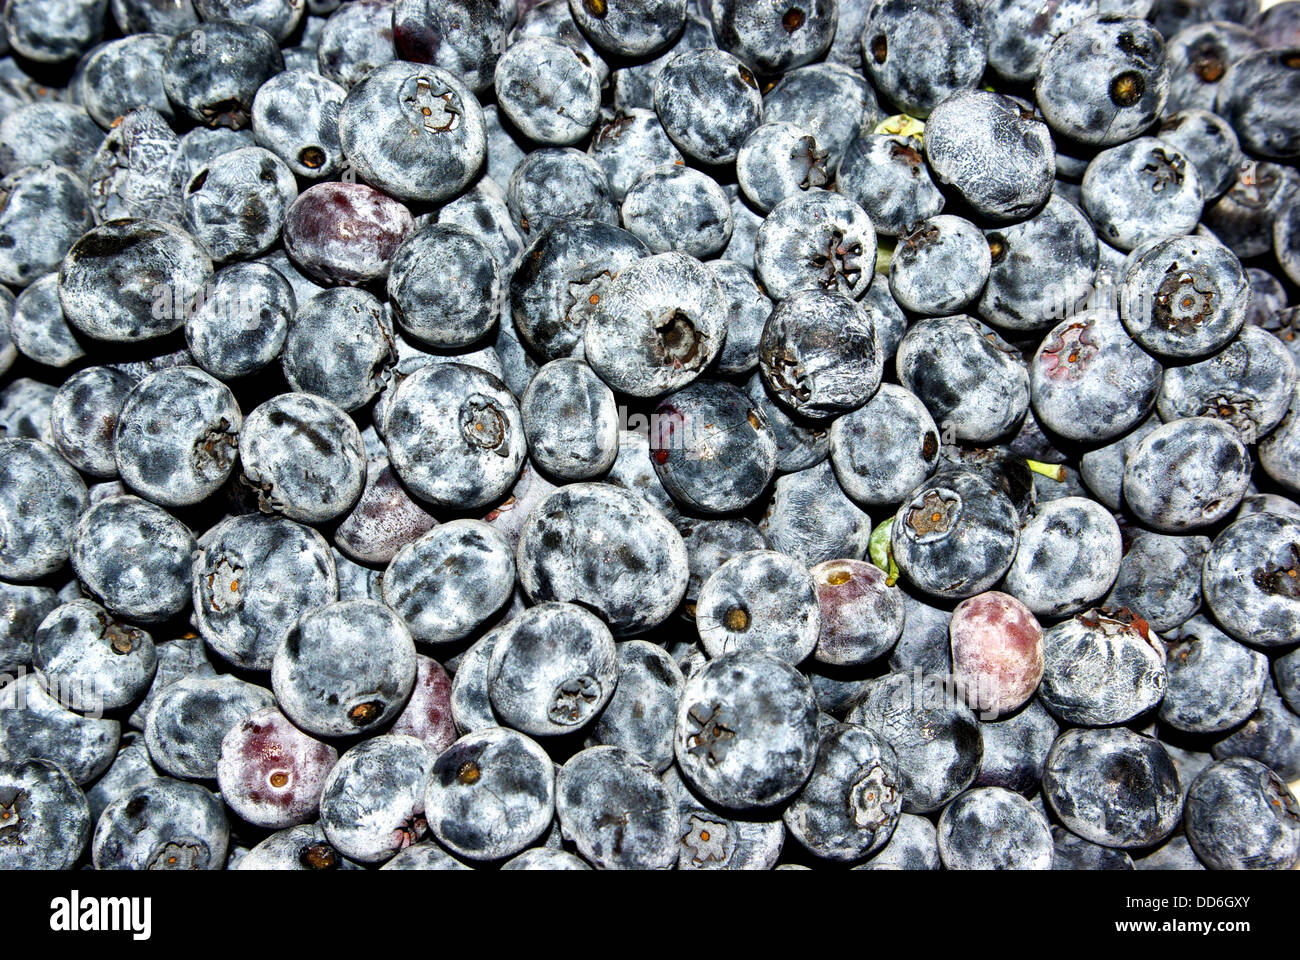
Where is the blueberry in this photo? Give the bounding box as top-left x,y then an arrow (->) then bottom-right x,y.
163,21 -> 283,128
378,839 -> 471,870
1122,416 -> 1250,531
984,0 -> 1096,84
386,225 -> 502,352
1156,110 -> 1243,206
653,47 -> 762,166
0,164 -> 92,290
1203,512 -> 1300,647
425,726 -> 554,861
662,763 -> 786,869
1029,311 -> 1162,445
182,144 -> 298,263
4,0 -> 106,63
584,252 -> 725,397
518,359 -> 617,480
128,634 -> 214,731
216,705 -> 338,829
144,673 -> 275,779
925,91 -> 1055,222
570,0 -> 685,58
272,599 -> 417,738
847,672 -> 983,814
34,599 -> 156,713
651,380 -> 777,513
861,0 -> 987,119
1134,832 -> 1206,870
283,288 -> 396,412
938,786 -> 1054,870
1040,606 -> 1166,726
587,639 -> 684,772
760,460 -> 873,565
508,147 -> 617,237
448,627 -> 501,734
1203,159 -> 1298,260
980,197 -> 1098,334
1052,825 -> 1135,870
754,190 -> 876,301
722,188 -> 764,267
695,549 -> 819,664
0,581 -> 58,674
315,0 -> 395,88
1103,530 -> 1209,631
621,163 -> 733,258
890,469 -> 1021,600
0,758 -> 90,870
854,812 -> 939,869
479,459 -> 559,549
1035,15 -> 1169,146
383,361 -> 524,510
239,391 -> 366,523
947,591 -> 1044,717
236,822 -> 356,870
382,520 -> 515,647
889,216 -> 992,316
1215,46 -> 1300,159
809,559 -> 902,667
1164,21 -> 1260,115
1211,680 -> 1300,780
114,365 -> 242,507
93,777 -> 228,870
193,513 -> 338,670
58,218 -> 214,343
1085,138 -> 1206,254
389,655 -> 457,754
338,61 -> 486,205
501,848 -> 590,869
0,377 -> 56,442
555,745 -> 679,869
675,650 -> 817,809
1157,325 -> 1296,443
334,457 -> 437,566
1044,726 -> 1181,848
1077,413 -> 1159,511
1160,614 -> 1268,735
896,316 -> 1030,444
392,0 -> 510,93
318,734 -> 434,863
283,181 -> 415,285
1004,498 -> 1123,618
1261,393 -> 1300,493
195,0 -> 304,42
0,438 -> 88,583
710,0 -> 837,73
829,384 -> 940,509
0,671 -> 120,785
438,178 -> 521,275
759,288 -> 882,421
744,370 -> 831,473
495,37 -> 601,146
975,697 -> 1059,795
836,133 -> 944,238
486,601 -> 616,736
733,123 -> 829,215
709,259 -> 771,376
112,0 -> 200,34
185,262 -> 295,380
0,102 -> 101,180
1184,758 -> 1300,870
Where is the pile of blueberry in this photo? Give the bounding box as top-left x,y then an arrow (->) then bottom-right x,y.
3,0 -> 1300,872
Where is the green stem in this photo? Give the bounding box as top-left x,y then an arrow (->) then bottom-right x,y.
869,519 -> 899,587
1026,459 -> 1066,481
